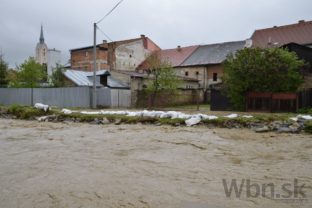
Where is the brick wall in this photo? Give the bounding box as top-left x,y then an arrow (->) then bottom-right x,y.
70,44 -> 109,71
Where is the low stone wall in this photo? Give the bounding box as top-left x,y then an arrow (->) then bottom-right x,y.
135,89 -> 203,108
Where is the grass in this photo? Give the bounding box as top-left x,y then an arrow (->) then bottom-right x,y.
304,121 -> 312,134
6,104 -> 54,119
0,105 -> 311,133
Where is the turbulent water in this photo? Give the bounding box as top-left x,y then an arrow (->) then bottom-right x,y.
0,119 -> 311,208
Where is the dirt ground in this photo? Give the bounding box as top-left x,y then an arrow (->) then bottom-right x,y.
0,119 -> 311,208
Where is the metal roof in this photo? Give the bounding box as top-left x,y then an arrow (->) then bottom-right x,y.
64,69 -> 129,89
180,41 -> 246,66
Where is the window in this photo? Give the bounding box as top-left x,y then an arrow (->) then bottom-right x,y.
185,71 -> 189,76
213,73 -> 218,82
85,52 -> 89,57
196,71 -> 199,76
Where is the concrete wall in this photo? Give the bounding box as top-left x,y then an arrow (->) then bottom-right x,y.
175,64 -> 225,88
206,65 -> 224,86
174,66 -> 206,89
115,39 -> 151,71
47,49 -> 62,76
136,89 -> 203,108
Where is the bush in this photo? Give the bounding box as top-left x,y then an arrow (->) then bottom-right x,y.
297,108 -> 312,114
223,47 -> 304,110
304,121 -> 312,134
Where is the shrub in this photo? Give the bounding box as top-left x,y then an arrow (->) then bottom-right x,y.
304,121 -> 312,134
7,104 -> 49,119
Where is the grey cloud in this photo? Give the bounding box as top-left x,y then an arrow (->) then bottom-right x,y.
0,0 -> 311,67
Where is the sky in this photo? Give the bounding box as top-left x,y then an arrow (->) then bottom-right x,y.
1,0 -> 312,67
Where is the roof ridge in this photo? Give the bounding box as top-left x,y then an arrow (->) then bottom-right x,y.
161,45 -> 200,51
179,46 -> 202,66
254,20 -> 312,32
198,40 -> 246,47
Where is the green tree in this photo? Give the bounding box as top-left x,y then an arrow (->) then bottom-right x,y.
50,64 -> 65,87
223,47 -> 304,110
0,55 -> 8,87
146,53 -> 181,107
12,57 -> 46,88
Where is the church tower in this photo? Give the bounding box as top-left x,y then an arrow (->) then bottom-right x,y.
35,25 -> 48,65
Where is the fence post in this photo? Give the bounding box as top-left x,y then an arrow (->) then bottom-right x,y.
31,88 -> 34,106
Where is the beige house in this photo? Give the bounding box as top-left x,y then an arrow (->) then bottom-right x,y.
177,41 -> 248,91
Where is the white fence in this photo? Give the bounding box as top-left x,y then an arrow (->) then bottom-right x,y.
0,87 -> 131,108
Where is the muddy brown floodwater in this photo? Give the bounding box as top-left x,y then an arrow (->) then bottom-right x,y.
0,119 -> 311,208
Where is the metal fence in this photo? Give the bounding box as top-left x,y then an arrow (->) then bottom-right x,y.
0,87 -> 131,108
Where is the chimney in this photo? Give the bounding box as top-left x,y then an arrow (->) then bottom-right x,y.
141,34 -> 147,49
102,40 -> 107,43
177,45 -> 182,52
298,20 -> 305,24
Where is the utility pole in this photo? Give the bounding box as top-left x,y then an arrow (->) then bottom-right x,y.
92,0 -> 124,109
92,23 -> 97,108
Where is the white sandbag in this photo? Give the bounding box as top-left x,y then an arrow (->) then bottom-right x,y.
225,114 -> 238,119
34,103 -> 49,112
62,109 -> 73,115
185,116 -> 202,127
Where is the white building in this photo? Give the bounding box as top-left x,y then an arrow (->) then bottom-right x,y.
47,49 -> 61,76
35,25 -> 62,77
35,25 -> 48,65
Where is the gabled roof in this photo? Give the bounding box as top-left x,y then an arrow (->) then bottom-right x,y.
64,69 -> 129,89
180,41 -> 246,67
251,20 -> 312,48
137,45 -> 199,70
158,45 -> 200,67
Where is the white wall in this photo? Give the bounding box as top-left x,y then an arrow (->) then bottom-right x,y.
115,39 -> 151,71
48,49 -> 62,76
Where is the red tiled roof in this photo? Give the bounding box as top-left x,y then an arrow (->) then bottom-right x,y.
251,20 -> 312,48
137,45 -> 199,71
158,45 -> 200,67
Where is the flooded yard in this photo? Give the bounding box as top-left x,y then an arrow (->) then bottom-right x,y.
0,119 -> 311,208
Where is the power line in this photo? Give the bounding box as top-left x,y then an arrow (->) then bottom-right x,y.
97,0 -> 124,24
97,26 -> 113,42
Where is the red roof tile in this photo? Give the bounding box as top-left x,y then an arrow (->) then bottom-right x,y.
158,45 -> 200,67
251,20 -> 312,48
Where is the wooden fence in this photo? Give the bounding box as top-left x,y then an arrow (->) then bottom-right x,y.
210,89 -> 312,112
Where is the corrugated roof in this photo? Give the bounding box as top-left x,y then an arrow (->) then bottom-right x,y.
251,20 -> 312,48
180,41 -> 246,66
64,69 -> 129,89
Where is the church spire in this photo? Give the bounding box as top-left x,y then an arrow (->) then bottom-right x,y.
39,25 -> 45,44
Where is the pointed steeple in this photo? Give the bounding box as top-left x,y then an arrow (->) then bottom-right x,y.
39,25 -> 45,44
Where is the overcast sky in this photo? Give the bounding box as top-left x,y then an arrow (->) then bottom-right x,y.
1,0 -> 311,67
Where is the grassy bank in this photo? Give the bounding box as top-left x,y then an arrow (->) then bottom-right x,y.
0,105 -> 311,134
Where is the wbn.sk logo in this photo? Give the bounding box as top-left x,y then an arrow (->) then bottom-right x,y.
222,179 -> 308,202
